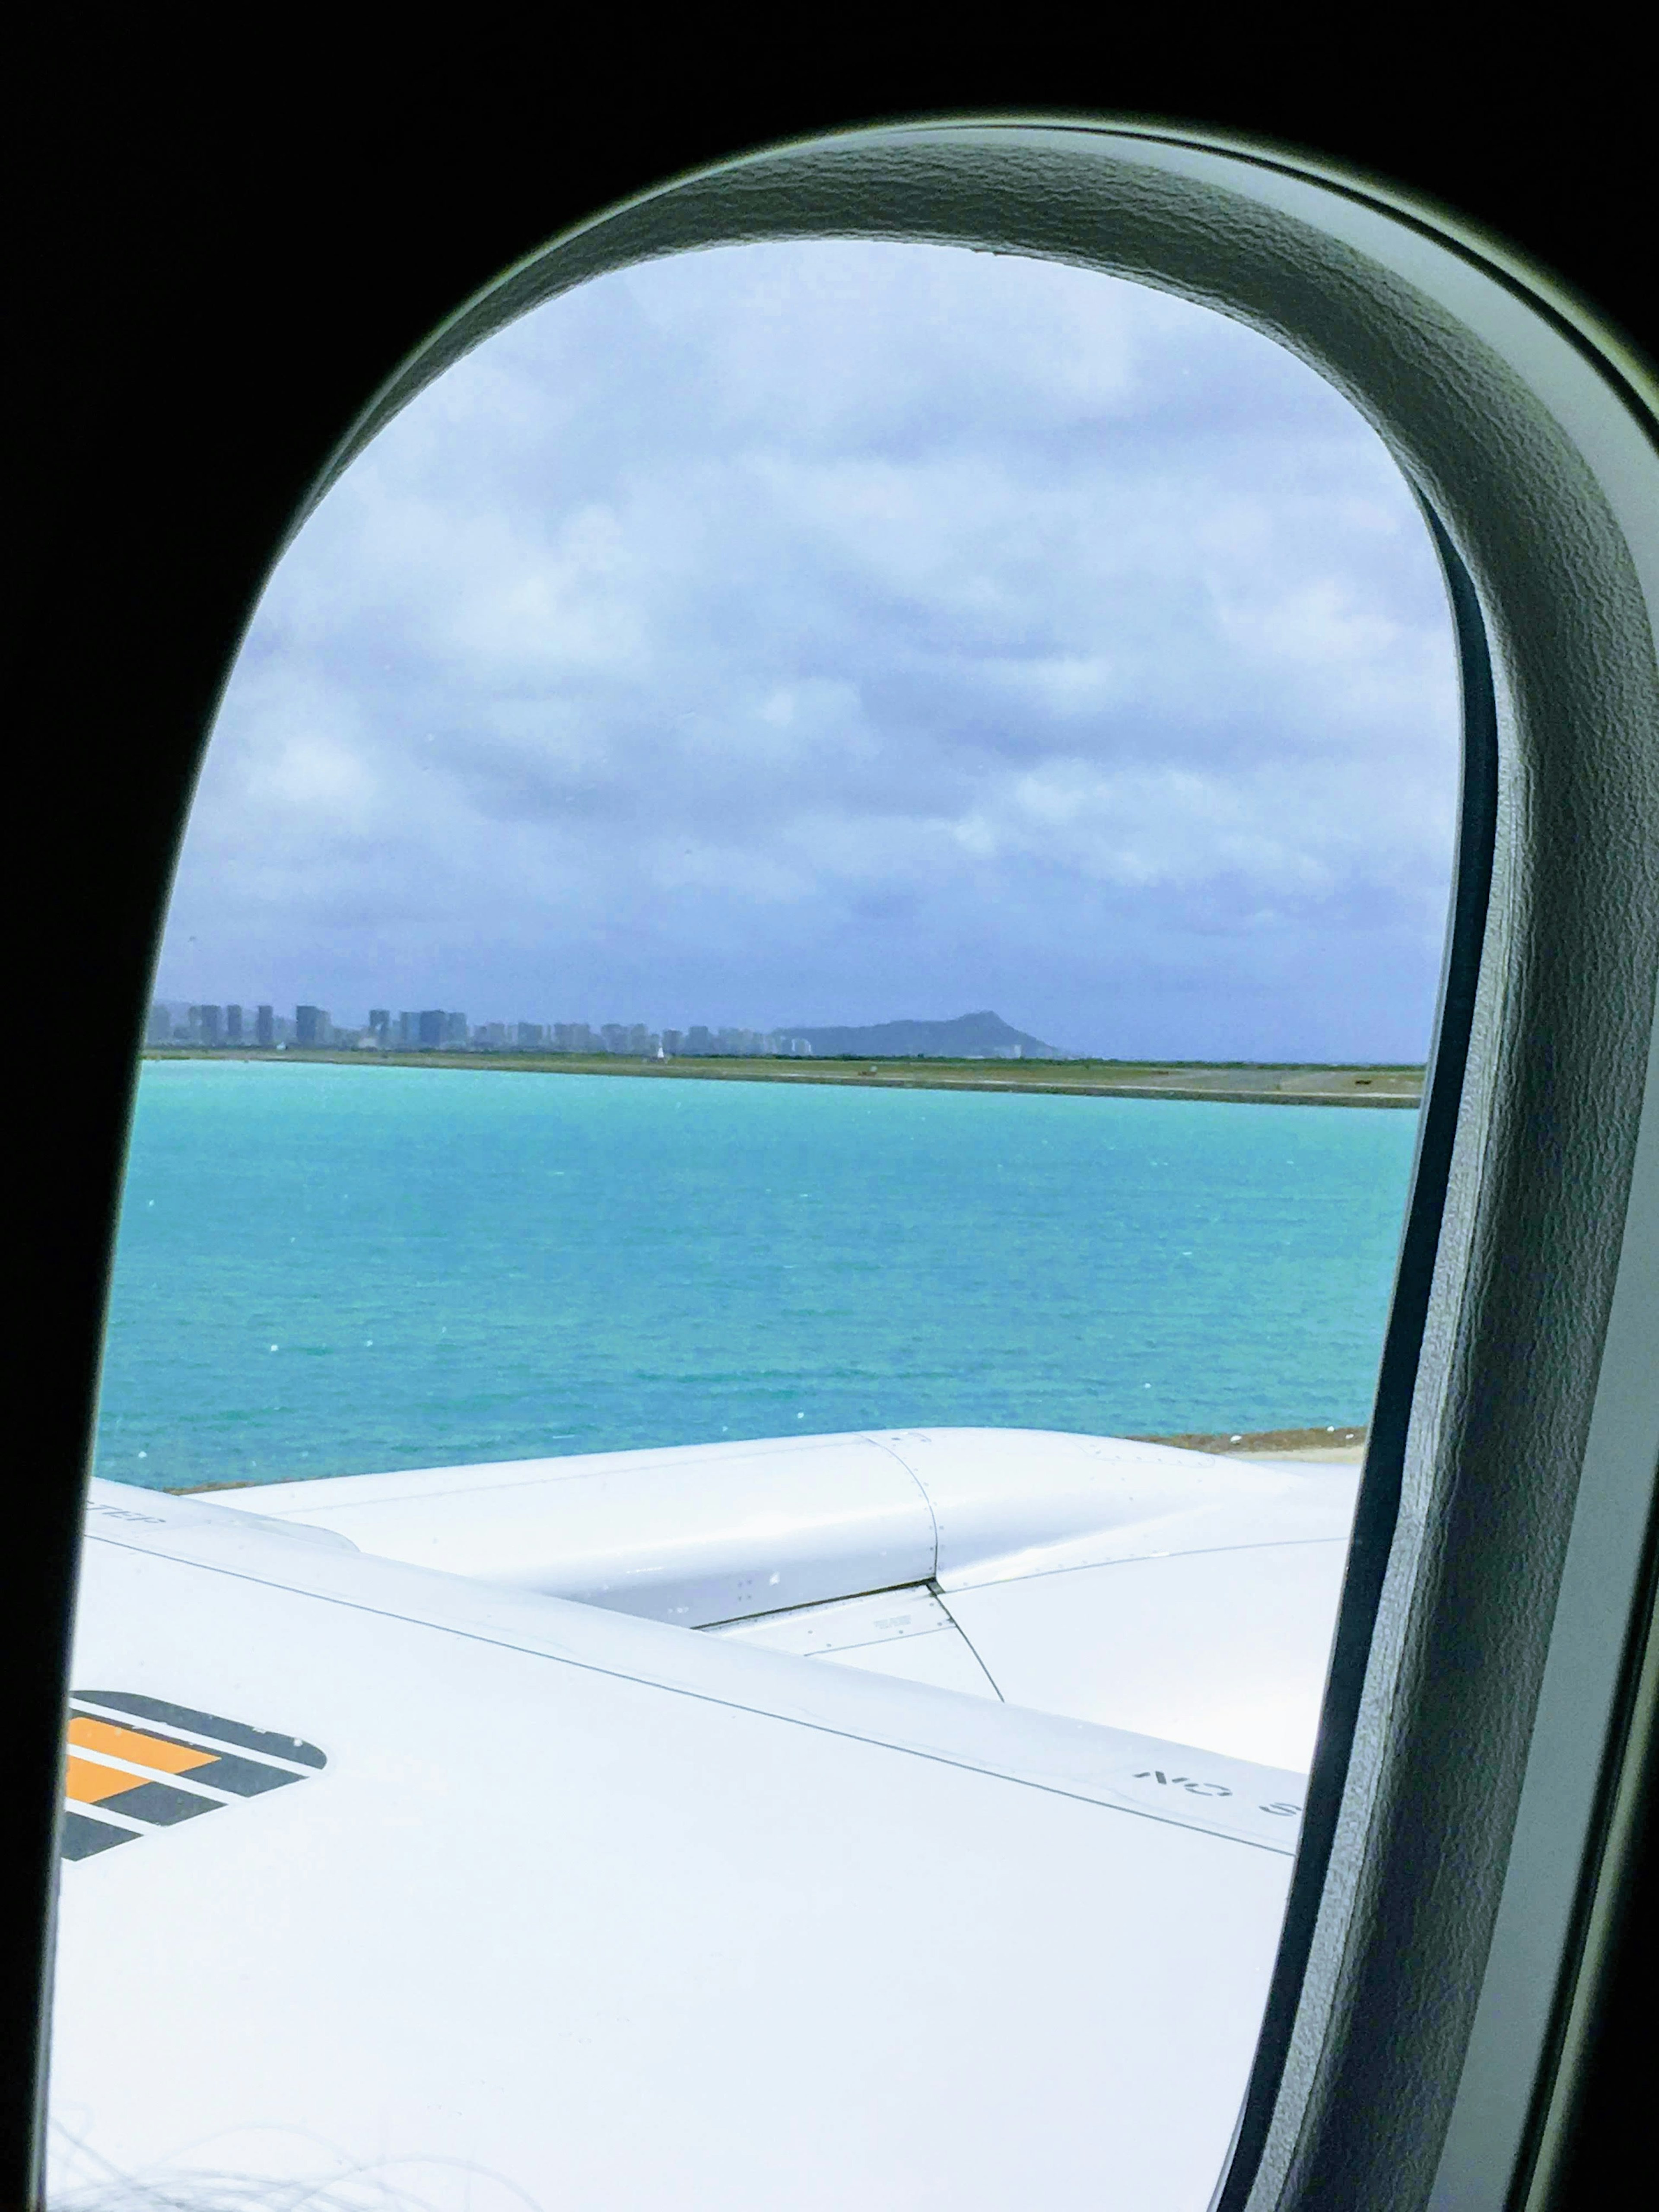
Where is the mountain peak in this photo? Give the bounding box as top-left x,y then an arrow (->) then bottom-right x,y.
776,1011 -> 1062,1060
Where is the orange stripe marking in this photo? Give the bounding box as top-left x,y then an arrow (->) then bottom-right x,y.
68,1715 -> 216,1775
64,1754 -> 149,1805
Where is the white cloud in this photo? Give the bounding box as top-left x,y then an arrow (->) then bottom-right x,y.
159,238 -> 1459,1056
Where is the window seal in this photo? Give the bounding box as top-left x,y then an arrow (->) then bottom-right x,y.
1211,505 -> 1500,2210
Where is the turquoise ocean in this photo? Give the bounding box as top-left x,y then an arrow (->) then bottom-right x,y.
96,1060 -> 1420,1492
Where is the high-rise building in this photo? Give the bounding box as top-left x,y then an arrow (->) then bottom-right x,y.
193,1005 -> 223,1046
224,1005 -> 243,1042
443,1011 -> 468,1048
661,1029 -> 683,1056
369,1010 -> 391,1046
686,1026 -> 712,1054
600,1024 -> 627,1053
418,1010 -> 445,1049
626,1023 -> 649,1054
295,1005 -> 330,1047
256,1005 -> 274,1048
146,1004 -> 172,1046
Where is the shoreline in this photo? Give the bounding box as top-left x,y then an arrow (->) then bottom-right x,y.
174,1424 -> 1370,1493
1137,1423 -> 1368,1463
140,1047 -> 1423,1108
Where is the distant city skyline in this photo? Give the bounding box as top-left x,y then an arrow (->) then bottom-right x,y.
156,239 -> 1459,1061
145,1002 -> 1062,1060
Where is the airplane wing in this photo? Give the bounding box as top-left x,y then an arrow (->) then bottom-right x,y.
51,1434 -> 1354,2212
202,1427 -> 1355,1768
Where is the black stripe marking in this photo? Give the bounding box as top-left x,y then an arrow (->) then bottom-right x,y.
72,1691 -> 325,1769
108,1780 -> 221,1826
191,1751 -> 303,1798
61,1812 -> 140,1860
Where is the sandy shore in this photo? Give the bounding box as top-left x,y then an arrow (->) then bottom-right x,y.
143,1048 -> 1423,1108
175,1425 -> 1370,1493
1138,1424 -> 1367,1463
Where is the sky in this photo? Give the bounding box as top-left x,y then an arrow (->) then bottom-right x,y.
157,239 -> 1461,1060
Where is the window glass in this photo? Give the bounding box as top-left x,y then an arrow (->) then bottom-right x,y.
56,241 -> 1459,2212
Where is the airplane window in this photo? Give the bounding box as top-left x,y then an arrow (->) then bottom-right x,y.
54,238 -> 1461,2210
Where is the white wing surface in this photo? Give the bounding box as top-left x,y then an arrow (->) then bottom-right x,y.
51,1454 -> 1332,2212
206,1427 -> 1357,1767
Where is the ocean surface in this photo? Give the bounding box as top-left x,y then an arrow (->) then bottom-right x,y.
96,1060 -> 1420,1492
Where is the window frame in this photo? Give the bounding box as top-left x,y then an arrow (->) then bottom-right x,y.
22,118 -> 1659,2212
